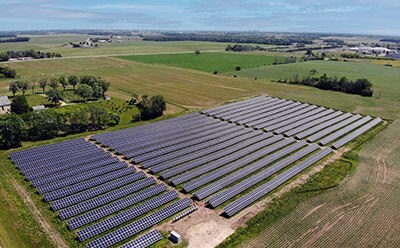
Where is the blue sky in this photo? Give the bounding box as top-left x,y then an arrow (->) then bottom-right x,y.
1,0 -> 400,35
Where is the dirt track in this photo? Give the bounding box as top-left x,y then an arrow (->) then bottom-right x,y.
240,119 -> 400,247
12,179 -> 68,248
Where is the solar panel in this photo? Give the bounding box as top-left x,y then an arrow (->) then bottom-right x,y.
247,103 -> 311,128
86,198 -> 191,248
50,172 -> 146,210
148,131 -> 258,173
273,108 -> 335,134
77,191 -> 178,240
37,161 -> 128,194
60,178 -> 158,220
294,113 -> 353,140
161,133 -> 267,180
171,133 -> 276,186
255,105 -> 319,130
193,139 -> 305,200
283,111 -> 343,137
319,116 -> 372,146
224,148 -> 333,216
43,167 -> 135,201
208,144 -> 319,208
120,230 -> 163,248
307,114 -> 363,143
332,118 -> 382,149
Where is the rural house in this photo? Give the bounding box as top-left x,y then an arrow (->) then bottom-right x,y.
0,96 -> 11,114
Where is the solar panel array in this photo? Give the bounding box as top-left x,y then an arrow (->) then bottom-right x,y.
90,97 -> 381,217
202,96 -> 382,147
9,95 -> 382,246
9,138 -> 191,246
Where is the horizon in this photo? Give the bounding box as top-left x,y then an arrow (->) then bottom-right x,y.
1,0 -> 400,36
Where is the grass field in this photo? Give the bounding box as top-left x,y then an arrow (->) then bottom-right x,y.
235,60 -> 400,101
0,35 -> 229,57
119,52 -> 282,73
1,39 -> 400,248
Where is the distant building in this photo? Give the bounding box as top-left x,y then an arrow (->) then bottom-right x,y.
32,105 -> 46,111
104,95 -> 111,101
0,96 -> 11,114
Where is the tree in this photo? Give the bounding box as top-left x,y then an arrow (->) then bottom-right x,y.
136,95 -> 166,120
194,50 -> 200,55
310,69 -> 318,75
75,84 -> 93,101
39,78 -> 47,93
0,66 -> 16,78
235,66 -> 241,71
87,105 -> 109,130
11,95 -> 30,114
0,114 -> 27,149
47,88 -> 63,104
25,110 -> 60,140
59,76 -> 68,91
49,78 -> 59,89
68,75 -> 79,90
9,81 -> 19,96
17,80 -> 29,95
31,81 -> 36,94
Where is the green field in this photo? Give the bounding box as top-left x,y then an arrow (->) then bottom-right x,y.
1,38 -> 400,248
119,52 -> 281,73
235,60 -> 400,101
0,35 -> 229,57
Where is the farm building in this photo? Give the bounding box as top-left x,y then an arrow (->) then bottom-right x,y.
0,96 -> 11,114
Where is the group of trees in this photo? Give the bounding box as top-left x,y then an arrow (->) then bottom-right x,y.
0,37 -> 30,43
278,74 -> 374,97
225,44 -> 266,52
132,95 -> 166,121
340,53 -> 361,59
144,33 -> 316,45
0,103 -> 114,149
272,56 -> 297,65
9,75 -> 110,104
0,49 -> 61,62
0,66 -> 16,78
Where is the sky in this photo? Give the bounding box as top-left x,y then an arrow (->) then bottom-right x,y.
1,0 -> 400,35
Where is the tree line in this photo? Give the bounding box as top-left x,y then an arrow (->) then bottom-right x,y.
144,33 -> 316,45
0,66 -> 16,78
9,75 -> 110,104
277,73 -> 373,97
225,44 -> 266,52
0,37 -> 30,43
0,49 -> 62,62
0,101 -> 116,149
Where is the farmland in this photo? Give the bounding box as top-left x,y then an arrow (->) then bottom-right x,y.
0,38 -> 400,248
119,52 -> 282,73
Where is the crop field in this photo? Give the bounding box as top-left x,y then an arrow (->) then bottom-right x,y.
1,38 -> 400,248
119,52 -> 282,73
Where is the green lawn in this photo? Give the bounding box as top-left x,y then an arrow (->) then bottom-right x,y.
119,52 -> 282,73
235,60 -> 400,101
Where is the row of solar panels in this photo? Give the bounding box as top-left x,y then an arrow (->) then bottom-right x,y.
10,139 -> 191,247
202,96 -> 382,149
93,124 -> 331,216
92,96 -> 382,217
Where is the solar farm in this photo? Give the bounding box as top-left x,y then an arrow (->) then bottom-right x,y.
9,96 -> 382,247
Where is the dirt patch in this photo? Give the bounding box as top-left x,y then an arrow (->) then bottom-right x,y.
12,179 -> 68,248
158,204 -> 234,248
